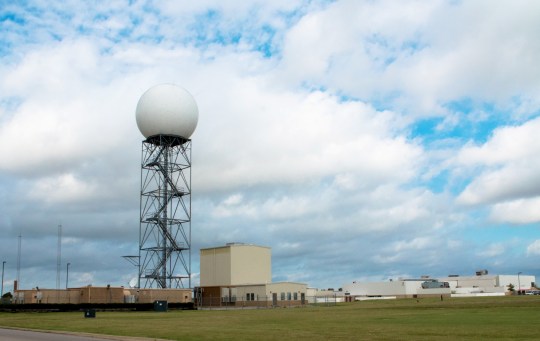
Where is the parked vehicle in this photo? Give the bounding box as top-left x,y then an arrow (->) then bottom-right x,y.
525,290 -> 540,295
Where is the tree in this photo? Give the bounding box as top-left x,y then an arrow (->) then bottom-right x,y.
507,283 -> 515,292
1,291 -> 12,304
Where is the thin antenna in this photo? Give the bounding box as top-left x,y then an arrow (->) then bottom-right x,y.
17,234 -> 21,288
57,224 -> 62,291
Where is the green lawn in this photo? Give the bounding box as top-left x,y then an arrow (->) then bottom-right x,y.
1,296 -> 539,340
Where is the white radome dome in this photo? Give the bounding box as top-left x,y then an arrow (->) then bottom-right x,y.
136,84 -> 199,139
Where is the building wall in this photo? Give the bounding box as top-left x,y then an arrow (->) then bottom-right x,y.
403,281 -> 425,296
343,281 -> 408,297
14,286 -> 193,304
198,286 -> 221,306
231,284 -> 271,307
452,286 -> 506,295
230,245 -> 271,285
415,288 -> 451,297
200,243 -> 271,286
265,282 -> 307,298
234,284 -> 268,301
200,246 -> 231,287
343,274 -> 537,298
266,282 -> 306,307
438,274 -> 536,292
306,288 -> 318,297
439,276 -> 497,289
79,286 -> 124,304
497,275 -> 536,291
232,282 -> 307,302
197,282 -> 307,307
128,288 -> 192,303
14,289 -> 80,304
343,280 -> 451,298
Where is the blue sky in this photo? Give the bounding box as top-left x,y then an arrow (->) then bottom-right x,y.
1,0 -> 539,291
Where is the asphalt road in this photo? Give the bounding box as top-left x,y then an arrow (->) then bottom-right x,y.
0,328 -> 142,341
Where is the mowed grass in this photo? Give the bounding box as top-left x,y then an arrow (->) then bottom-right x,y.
1,296 -> 540,340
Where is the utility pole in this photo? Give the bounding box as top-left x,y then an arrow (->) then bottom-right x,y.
57,224 -> 62,290
1,261 -> 5,297
66,262 -> 70,289
17,235 -> 21,289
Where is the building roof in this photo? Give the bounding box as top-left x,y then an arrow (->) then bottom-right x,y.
200,242 -> 271,251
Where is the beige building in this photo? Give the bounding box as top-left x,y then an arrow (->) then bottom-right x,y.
14,288 -> 81,304
13,286 -> 191,304
127,288 -> 192,303
197,243 -> 307,307
200,243 -> 271,286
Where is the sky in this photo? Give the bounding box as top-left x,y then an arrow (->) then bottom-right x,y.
1,0 -> 540,292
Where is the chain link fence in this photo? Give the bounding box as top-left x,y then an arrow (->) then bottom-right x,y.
195,295 -> 341,310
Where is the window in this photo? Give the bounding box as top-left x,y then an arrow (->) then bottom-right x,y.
250,293 -> 255,301
287,292 -> 291,300
293,292 -> 298,300
246,293 -> 250,301
280,292 -> 285,300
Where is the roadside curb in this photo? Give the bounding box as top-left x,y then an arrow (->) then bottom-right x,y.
0,326 -> 170,341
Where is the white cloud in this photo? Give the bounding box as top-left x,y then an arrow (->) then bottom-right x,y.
457,117 -> 540,166
527,240 -> 540,256
458,165 -> 540,206
76,272 -> 96,286
28,174 -> 98,204
0,40 -> 143,177
477,243 -> 505,258
223,193 -> 243,206
212,194 -> 257,218
490,197 -> 540,224
194,81 -> 422,193
392,237 -> 433,252
456,117 -> 540,207
371,234 -> 446,267
278,0 -> 540,116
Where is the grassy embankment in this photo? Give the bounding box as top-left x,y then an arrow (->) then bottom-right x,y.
1,296 -> 539,340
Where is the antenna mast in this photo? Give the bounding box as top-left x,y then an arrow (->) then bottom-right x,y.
17,234 -> 21,288
57,224 -> 62,291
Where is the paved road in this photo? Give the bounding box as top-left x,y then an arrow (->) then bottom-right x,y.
0,328 -> 133,341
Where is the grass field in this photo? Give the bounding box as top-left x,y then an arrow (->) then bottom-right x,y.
1,296 -> 540,340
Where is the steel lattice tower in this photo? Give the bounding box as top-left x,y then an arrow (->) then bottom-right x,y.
130,83 -> 198,289
139,134 -> 192,289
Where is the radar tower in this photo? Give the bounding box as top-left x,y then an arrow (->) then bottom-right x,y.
134,84 -> 198,289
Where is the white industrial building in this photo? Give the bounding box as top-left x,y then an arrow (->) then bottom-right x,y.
343,271 -> 537,299
306,288 -> 348,303
343,278 -> 451,299
196,243 -> 307,307
439,272 -> 536,296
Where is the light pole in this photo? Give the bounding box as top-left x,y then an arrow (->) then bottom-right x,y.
66,263 -> 71,289
1,261 -> 5,298
518,272 -> 522,295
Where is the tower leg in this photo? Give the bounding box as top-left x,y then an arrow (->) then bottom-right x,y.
138,135 -> 192,288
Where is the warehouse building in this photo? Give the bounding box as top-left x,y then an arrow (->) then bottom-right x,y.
343,271 -> 537,299
196,243 -> 307,307
342,278 -> 451,299
13,286 -> 191,304
438,271 -> 536,296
